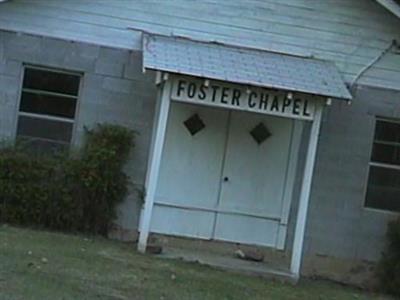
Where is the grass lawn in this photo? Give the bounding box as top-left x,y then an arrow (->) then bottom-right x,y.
0,225 -> 392,300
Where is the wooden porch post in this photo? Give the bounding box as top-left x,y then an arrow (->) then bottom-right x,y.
138,78 -> 172,253
290,101 -> 324,279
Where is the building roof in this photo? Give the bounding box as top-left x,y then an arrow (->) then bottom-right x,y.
376,0 -> 400,18
0,0 -> 399,90
143,34 -> 352,100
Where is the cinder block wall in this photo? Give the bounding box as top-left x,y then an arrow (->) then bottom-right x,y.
0,30 -> 157,239
0,31 -> 21,141
303,85 -> 400,271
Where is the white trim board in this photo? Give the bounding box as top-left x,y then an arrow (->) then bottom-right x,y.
290,102 -> 324,279
138,79 -> 172,253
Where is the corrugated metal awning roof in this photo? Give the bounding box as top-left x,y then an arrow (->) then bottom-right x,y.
143,34 -> 352,100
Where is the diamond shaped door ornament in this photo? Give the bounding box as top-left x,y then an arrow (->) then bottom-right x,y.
250,122 -> 271,145
184,113 -> 205,136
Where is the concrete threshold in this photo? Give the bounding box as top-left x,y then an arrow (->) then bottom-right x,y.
149,234 -> 297,284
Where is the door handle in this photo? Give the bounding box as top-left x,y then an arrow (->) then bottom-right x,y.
223,176 -> 229,182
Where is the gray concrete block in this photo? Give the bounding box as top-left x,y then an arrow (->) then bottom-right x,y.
0,74 -> 20,92
0,59 -> 6,74
114,192 -> 142,231
123,61 -> 142,80
359,211 -> 395,239
0,30 -> 17,43
128,51 -> 142,64
0,60 -> 22,77
98,47 -> 130,65
78,87 -> 106,106
37,38 -> 74,68
0,89 -> 19,108
81,73 -> 104,88
7,33 -> 42,49
132,80 -> 157,97
41,37 -> 70,57
355,236 -> 385,262
63,52 -> 96,72
308,234 -> 357,260
95,61 -> 124,77
4,34 -> 41,62
102,77 -> 133,94
0,42 -> 4,62
73,42 -> 100,59
0,102 -> 17,140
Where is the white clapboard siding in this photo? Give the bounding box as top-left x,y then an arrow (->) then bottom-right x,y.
0,0 -> 399,89
10,0 -> 398,51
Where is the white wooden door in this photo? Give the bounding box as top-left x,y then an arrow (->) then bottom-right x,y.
150,102 -> 295,248
214,111 -> 294,247
151,102 -> 228,239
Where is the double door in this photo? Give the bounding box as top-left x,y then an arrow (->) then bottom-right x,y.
150,102 -> 296,248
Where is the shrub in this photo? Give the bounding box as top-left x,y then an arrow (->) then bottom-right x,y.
376,217 -> 400,297
76,124 -> 135,234
0,124 -> 135,235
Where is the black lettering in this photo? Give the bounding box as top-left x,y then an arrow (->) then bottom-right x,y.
221,87 -> 229,104
177,80 -> 186,97
282,98 -> 292,113
270,96 -> 280,111
259,93 -> 269,110
187,82 -> 196,98
292,99 -> 301,115
248,92 -> 257,108
232,89 -> 241,106
211,86 -> 220,102
198,84 -> 207,100
303,100 -> 311,116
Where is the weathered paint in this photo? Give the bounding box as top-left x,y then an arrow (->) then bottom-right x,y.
143,35 -> 351,100
148,101 -> 296,249
0,0 -> 399,89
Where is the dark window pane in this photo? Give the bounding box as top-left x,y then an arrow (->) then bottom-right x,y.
23,68 -> 80,96
20,91 -> 77,118
374,120 -> 400,144
17,116 -> 73,143
365,166 -> 400,212
371,143 -> 400,166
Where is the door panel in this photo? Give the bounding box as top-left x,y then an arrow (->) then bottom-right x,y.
213,213 -> 279,247
152,102 -> 228,239
215,111 -> 293,246
151,205 -> 216,239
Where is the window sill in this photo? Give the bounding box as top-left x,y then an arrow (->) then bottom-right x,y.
363,207 -> 400,216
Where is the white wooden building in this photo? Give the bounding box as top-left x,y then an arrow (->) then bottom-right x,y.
0,0 -> 399,284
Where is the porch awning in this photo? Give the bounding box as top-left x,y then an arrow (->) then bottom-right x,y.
142,34 -> 352,101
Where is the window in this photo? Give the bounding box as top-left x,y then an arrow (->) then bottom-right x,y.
16,66 -> 81,151
365,118 -> 400,212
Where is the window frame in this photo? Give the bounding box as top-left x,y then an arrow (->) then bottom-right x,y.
364,116 -> 400,214
14,64 -> 83,149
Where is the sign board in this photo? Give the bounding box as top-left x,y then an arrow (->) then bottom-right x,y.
170,76 -> 317,120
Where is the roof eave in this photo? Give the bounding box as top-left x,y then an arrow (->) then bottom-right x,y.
376,0 -> 400,19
